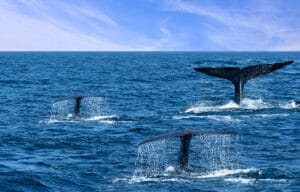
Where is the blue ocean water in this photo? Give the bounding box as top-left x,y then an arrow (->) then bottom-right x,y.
0,52 -> 299,191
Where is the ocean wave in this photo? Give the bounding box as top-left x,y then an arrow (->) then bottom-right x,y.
115,167 -> 291,185
239,113 -> 290,118
190,168 -> 257,179
225,177 -> 288,185
114,168 -> 259,184
173,113 -> 290,123
45,114 -> 119,124
280,100 -> 299,109
172,115 -> 240,122
113,176 -> 190,184
185,101 -> 239,113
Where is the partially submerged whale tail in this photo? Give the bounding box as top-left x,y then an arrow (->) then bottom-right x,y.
53,95 -> 105,117
139,130 -> 238,170
74,96 -> 83,116
194,60 -> 294,104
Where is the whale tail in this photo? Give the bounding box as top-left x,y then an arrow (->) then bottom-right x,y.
194,60 -> 294,104
53,95 -> 105,117
139,130 -> 238,170
74,96 -> 83,116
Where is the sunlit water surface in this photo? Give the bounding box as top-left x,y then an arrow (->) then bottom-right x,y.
0,52 -> 299,191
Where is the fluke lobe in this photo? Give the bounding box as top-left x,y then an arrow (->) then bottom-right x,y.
194,60 -> 294,104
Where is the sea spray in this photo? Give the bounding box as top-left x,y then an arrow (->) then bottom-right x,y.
133,138 -> 179,178
133,133 -> 240,178
50,99 -> 75,120
49,96 -> 106,121
190,134 -> 240,173
80,96 -> 106,117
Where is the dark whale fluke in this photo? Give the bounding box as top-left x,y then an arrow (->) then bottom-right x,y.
139,130 -> 238,170
194,60 -> 294,104
74,96 -> 83,116
178,134 -> 192,169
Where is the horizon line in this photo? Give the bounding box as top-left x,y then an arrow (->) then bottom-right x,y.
0,50 -> 300,53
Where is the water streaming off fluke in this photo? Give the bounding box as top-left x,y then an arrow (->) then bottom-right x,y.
49,96 -> 107,121
134,130 -> 240,178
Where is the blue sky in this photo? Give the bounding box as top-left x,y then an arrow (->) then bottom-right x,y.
1,0 -> 300,51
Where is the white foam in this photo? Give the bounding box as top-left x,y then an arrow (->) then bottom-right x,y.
173,112 -> 290,123
172,115 -> 199,120
113,176 -> 190,184
225,177 -> 288,185
219,101 -> 240,109
46,115 -> 118,124
280,101 -> 299,109
172,114 -> 240,122
206,115 -> 240,122
184,99 -> 268,113
84,115 -> 117,121
245,113 -> 290,118
185,99 -> 297,114
185,101 -> 239,113
114,168 -> 259,184
165,166 -> 176,173
225,177 -> 256,184
46,118 -> 76,124
239,98 -> 271,109
191,168 -> 257,179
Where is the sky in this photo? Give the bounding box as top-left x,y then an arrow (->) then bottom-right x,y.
1,0 -> 300,51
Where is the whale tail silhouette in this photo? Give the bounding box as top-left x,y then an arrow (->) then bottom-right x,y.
194,60 -> 294,104
139,130 -> 238,170
74,96 -> 83,116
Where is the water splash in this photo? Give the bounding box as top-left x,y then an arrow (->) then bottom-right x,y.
172,115 -> 240,123
184,99 -> 298,115
50,99 -> 75,118
80,96 -> 106,116
190,134 -> 240,172
225,177 -> 288,185
185,98 -> 273,113
133,138 -> 179,178
133,134 -> 240,179
185,101 -> 239,113
239,98 -> 271,109
190,168 -> 257,178
49,96 -> 111,122
280,100 -> 299,109
116,167 -> 290,185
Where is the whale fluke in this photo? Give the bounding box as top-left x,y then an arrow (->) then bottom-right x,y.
194,60 -> 294,104
53,95 -> 105,117
178,134 -> 192,169
74,96 -> 83,116
139,130 -> 238,170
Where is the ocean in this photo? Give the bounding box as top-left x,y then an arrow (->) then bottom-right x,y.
0,52 -> 299,191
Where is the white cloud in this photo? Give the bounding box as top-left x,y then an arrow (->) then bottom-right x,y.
0,1 -> 178,51
66,5 -> 118,28
164,0 -> 300,50
272,29 -> 300,51
0,0 -> 181,51
0,0 -> 146,51
2,0 -> 299,51
0,6 -> 129,51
